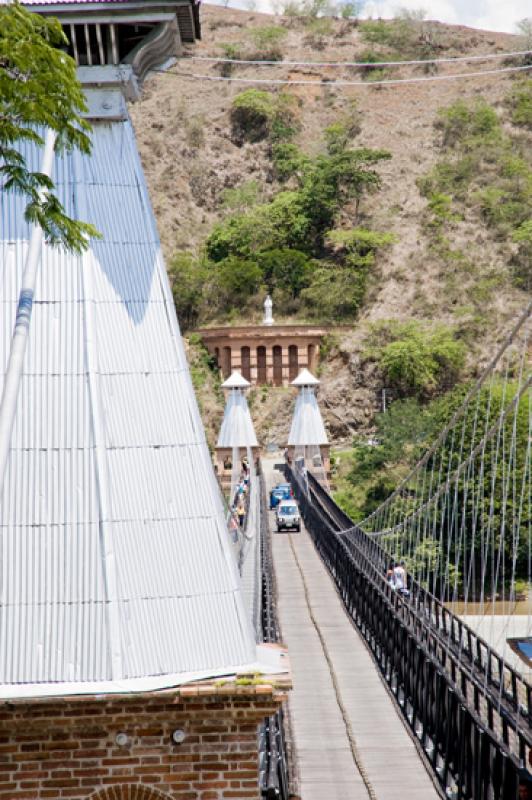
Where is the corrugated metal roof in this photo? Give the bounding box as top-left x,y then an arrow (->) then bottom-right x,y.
217,390 -> 258,449
288,387 -> 328,446
0,119 -> 259,696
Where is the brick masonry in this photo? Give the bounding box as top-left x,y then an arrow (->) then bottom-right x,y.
0,688 -> 286,800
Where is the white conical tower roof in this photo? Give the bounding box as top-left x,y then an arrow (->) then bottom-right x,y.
221,370 -> 251,390
288,385 -> 328,446
292,368 -> 320,387
0,112 -> 260,697
217,384 -> 258,449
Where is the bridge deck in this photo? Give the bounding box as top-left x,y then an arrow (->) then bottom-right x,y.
264,458 -> 441,800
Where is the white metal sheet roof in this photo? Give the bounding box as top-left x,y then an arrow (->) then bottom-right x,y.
0,119 -> 259,696
288,387 -> 328,446
217,390 -> 258,449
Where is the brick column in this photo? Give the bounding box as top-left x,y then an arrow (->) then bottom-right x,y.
281,345 -> 290,386
232,345 -> 242,372
298,345 -> 307,371
250,346 -> 258,384
266,345 -> 274,385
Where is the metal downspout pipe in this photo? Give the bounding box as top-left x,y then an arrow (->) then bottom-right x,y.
0,128 -> 57,494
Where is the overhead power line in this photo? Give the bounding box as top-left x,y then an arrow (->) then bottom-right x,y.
158,63 -> 531,88
185,49 -> 532,68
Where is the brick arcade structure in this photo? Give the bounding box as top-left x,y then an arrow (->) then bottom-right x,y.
0,681 -> 288,800
195,324 -> 328,387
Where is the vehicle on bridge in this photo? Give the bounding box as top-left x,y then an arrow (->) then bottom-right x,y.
276,500 -> 301,532
270,483 -> 293,509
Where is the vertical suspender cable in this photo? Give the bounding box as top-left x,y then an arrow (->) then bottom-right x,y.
0,128 -> 57,496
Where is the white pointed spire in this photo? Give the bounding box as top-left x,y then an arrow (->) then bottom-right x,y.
217,376 -> 258,449
221,370 -> 251,390
288,371 -> 328,446
291,368 -> 320,387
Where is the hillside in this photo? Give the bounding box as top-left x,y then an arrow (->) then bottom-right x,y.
129,6 -> 531,448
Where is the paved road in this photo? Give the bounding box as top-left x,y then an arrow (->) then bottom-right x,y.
263,457 -> 441,800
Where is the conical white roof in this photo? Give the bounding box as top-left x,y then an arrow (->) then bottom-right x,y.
221,370 -> 251,389
291,368 -> 320,387
217,389 -> 258,449
288,386 -> 328,446
0,115 -> 259,698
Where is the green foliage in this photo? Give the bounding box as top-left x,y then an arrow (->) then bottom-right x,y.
230,89 -> 298,145
249,25 -> 287,60
337,380 -> 530,588
336,398 -> 439,518
511,219 -> 532,289
324,107 -> 361,154
304,17 -> 334,49
258,248 -> 313,297
327,227 -> 396,268
419,94 -> 532,291
435,99 -> 501,148
506,79 -> 532,129
176,117 -> 391,326
230,89 -> 276,143
271,142 -> 309,180
359,11 -> 439,59
339,1 -> 363,19
215,256 -> 263,303
167,252 -> 209,331
187,335 -> 220,395
367,320 -> 465,398
0,2 -> 99,252
220,180 -> 262,214
207,190 -> 311,261
207,147 -> 390,262
301,262 -> 367,321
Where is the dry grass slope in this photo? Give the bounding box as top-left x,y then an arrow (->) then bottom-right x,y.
129,6 -> 530,446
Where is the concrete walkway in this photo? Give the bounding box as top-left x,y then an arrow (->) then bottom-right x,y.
263,457 -> 441,800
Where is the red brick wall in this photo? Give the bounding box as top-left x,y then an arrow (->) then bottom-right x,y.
0,692 -> 282,800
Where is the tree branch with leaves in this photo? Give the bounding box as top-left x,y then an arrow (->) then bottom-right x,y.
0,1 -> 100,252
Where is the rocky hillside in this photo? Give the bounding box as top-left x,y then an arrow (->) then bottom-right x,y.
129,6 -> 530,447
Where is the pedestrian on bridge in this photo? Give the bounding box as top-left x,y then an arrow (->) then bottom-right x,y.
394,560 -> 409,596
236,501 -> 245,528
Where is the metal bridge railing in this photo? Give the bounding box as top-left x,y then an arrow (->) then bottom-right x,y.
257,462 -> 290,800
304,470 -> 532,739
287,464 -> 532,800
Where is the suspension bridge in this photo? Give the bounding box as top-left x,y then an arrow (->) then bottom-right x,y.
0,1 -> 530,797
246,302 -> 531,800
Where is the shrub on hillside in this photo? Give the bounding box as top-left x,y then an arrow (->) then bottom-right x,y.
367,321 -> 466,398
506,78 -> 532,129
230,89 -> 299,144
249,25 -> 287,60
435,99 -> 500,148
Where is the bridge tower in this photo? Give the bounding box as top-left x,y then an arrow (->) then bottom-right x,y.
287,368 -> 330,481
0,2 -> 288,797
216,370 -> 259,487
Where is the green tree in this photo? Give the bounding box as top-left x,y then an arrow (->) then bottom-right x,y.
0,2 -> 99,252
215,256 -> 263,304
167,252 -> 209,331
258,248 -> 313,297
368,321 -> 465,398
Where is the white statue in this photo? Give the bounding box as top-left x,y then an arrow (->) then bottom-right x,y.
263,295 -> 274,326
